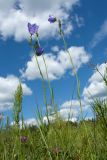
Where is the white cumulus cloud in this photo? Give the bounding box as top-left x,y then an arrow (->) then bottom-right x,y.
83,63 -> 107,100
0,75 -> 32,111
0,0 -> 79,41
43,99 -> 89,124
61,99 -> 86,109
21,46 -> 90,81
51,46 -> 59,52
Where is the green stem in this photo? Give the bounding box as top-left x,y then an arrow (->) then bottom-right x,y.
34,53 -> 50,125
59,28 -> 92,150
29,38 -> 50,124
60,32 -> 83,119
36,35 -> 57,114
37,120 -> 53,160
42,55 -> 57,113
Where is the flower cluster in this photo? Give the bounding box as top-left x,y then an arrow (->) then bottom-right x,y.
27,15 -> 59,56
28,23 -> 43,56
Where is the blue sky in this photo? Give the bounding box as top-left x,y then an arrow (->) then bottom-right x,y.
0,0 -> 107,125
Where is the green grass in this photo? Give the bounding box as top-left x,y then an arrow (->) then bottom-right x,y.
0,116 -> 107,160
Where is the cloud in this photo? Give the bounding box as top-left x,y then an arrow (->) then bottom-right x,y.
21,46 -> 90,81
24,118 -> 38,126
19,0 -> 79,15
59,99 -> 89,119
0,0 -> 79,41
61,99 -> 86,109
43,99 -> 89,124
90,20 -> 107,48
0,75 -> 32,111
59,108 -> 78,120
12,98 -> 90,127
83,63 -> 107,100
0,0 -> 15,14
11,118 -> 38,128
75,14 -> 84,28
51,46 -> 59,52
43,108 -> 78,124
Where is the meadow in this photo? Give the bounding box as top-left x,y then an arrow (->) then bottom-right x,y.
0,16 -> 107,160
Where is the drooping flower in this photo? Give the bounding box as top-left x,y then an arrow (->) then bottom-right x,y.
48,15 -> 57,23
28,23 -> 39,36
34,42 -> 44,56
36,46 -> 44,56
20,136 -> 28,143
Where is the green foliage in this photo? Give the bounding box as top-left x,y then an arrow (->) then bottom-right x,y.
0,119 -> 107,160
13,83 -> 23,126
103,66 -> 107,86
92,98 -> 107,130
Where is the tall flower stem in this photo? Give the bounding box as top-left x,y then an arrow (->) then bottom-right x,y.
35,35 -> 57,114
58,21 -> 91,145
29,34 -> 53,158
33,52 -> 53,159
29,37 -> 50,125
60,30 -> 83,119
34,53 -> 50,125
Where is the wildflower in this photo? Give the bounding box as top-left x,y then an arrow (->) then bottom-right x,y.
36,46 -> 44,56
20,136 -> 28,143
34,42 -> 44,56
28,23 -> 39,36
48,15 -> 57,23
51,147 -> 62,154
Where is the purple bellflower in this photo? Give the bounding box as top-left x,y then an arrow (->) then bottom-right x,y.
36,47 -> 44,56
48,15 -> 57,23
28,23 -> 39,36
20,136 -> 28,143
34,41 -> 44,56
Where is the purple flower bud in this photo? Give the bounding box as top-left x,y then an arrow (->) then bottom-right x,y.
36,47 -> 44,56
20,136 -> 28,143
28,23 -> 39,36
48,15 -> 57,23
